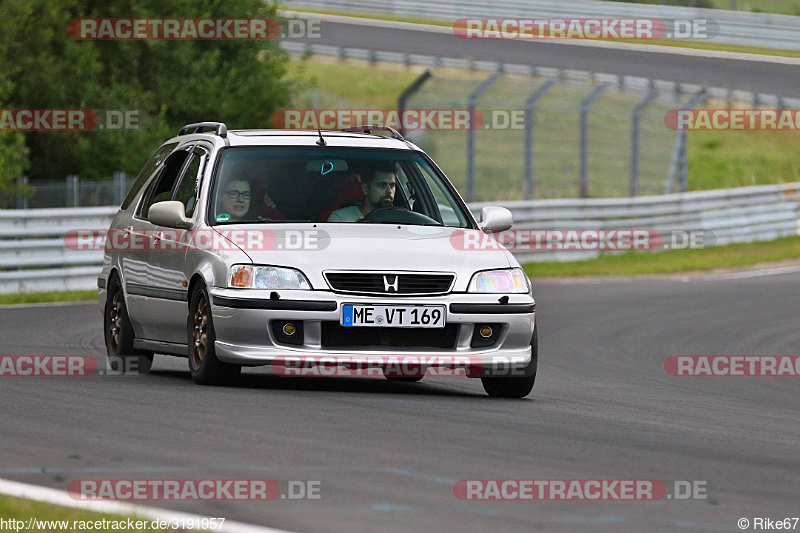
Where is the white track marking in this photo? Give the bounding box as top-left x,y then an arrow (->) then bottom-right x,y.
0,478 -> 293,533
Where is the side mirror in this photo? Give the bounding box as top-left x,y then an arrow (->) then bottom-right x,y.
479,206 -> 513,232
149,201 -> 192,229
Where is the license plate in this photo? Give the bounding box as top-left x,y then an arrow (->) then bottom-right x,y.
341,304 -> 446,328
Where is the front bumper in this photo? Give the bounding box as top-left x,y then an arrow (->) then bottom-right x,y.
209,287 -> 536,377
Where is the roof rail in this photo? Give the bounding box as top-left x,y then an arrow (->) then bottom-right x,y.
341,125 -> 405,142
178,122 -> 228,138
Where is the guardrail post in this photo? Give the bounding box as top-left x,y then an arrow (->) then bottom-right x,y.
524,80 -> 555,200
397,69 -> 433,138
113,171 -> 126,205
579,83 -> 609,198
16,176 -> 28,209
631,85 -> 658,197
466,74 -> 501,202
67,175 -> 80,207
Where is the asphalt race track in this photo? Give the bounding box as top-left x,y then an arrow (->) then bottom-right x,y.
2,270 -> 799,532
293,17 -> 800,98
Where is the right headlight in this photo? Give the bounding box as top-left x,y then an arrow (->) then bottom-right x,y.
467,268 -> 529,293
228,265 -> 311,290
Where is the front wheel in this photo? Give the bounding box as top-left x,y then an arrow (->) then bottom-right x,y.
481,328 -> 537,398
188,283 -> 241,385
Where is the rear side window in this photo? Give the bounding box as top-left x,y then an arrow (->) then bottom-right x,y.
138,149 -> 191,219
121,142 -> 178,210
172,150 -> 206,218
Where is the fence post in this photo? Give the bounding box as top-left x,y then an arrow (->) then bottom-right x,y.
524,79 -> 555,200
67,175 -> 80,207
466,74 -> 501,202
396,69 -> 433,138
16,176 -> 29,209
630,85 -> 658,197
579,83 -> 609,198
113,171 -> 126,205
665,88 -> 705,194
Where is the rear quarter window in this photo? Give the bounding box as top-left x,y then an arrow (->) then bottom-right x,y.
121,142 -> 178,210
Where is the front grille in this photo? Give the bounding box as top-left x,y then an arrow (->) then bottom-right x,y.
325,272 -> 454,295
321,322 -> 459,349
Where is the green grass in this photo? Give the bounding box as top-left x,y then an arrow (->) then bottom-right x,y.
524,235 -> 800,277
287,58 -> 800,198
0,290 -> 97,305
286,57 -> 421,110
688,128 -> 800,189
284,7 -> 800,58
0,495 -> 163,532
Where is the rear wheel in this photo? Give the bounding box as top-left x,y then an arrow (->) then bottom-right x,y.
104,274 -> 153,374
188,283 -> 241,385
481,327 -> 537,398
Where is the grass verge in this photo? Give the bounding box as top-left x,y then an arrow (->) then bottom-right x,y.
0,495 -> 162,532
523,235 -> 800,277
0,290 -> 97,306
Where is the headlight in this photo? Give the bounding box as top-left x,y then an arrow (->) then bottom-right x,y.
228,265 -> 311,290
468,268 -> 529,293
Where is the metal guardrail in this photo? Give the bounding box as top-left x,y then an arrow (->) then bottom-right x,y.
470,182 -> 800,262
1,183 -> 798,293
285,0 -> 800,50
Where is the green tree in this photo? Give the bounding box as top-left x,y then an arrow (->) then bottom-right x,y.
0,0 -> 292,183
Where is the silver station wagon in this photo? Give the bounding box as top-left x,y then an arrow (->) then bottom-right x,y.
99,122 -> 537,397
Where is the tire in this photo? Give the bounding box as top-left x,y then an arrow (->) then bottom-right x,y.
104,274 -> 153,374
188,282 -> 241,385
481,327 -> 537,398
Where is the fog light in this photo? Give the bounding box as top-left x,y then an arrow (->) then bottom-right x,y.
283,323 -> 297,336
471,323 -> 502,348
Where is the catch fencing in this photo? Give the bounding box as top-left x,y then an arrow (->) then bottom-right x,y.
282,41 -> 800,203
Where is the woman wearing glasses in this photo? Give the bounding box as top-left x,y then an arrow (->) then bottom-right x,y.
216,177 -> 252,223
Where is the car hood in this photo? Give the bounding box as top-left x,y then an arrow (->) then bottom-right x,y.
214,224 -> 515,291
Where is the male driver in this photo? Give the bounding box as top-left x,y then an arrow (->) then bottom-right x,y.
327,162 -> 397,222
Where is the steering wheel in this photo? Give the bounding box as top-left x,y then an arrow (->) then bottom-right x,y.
358,206 -> 440,225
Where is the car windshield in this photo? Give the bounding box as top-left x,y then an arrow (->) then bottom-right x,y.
209,147 -> 471,227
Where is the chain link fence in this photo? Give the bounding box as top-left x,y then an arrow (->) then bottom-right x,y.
2,173 -> 134,209
402,72 -> 686,201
